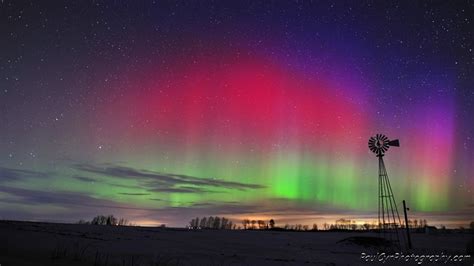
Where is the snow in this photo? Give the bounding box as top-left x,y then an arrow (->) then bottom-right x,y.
0,221 -> 471,265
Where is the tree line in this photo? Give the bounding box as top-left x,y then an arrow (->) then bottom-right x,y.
320,218 -> 431,231
236,218 -> 436,231
240,219 -> 318,231
77,215 -> 134,226
241,219 -> 277,230
188,216 -> 235,229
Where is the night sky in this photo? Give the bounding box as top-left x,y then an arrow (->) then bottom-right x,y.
1,1 -> 473,227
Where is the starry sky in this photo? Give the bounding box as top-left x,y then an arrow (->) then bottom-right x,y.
0,1 -> 473,228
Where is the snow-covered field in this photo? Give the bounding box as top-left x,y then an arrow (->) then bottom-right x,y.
0,221 -> 472,265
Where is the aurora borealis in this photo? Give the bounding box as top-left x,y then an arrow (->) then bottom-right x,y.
1,1 -> 473,227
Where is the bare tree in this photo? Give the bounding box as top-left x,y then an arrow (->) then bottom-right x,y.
91,215 -> 106,225
106,215 -> 117,226
250,220 -> 257,229
213,216 -> 221,229
195,217 -> 200,229
118,218 -> 128,226
207,216 -> 214,228
242,219 -> 250,229
221,217 -> 228,229
269,219 -> 275,229
323,223 -> 329,230
200,217 -> 207,229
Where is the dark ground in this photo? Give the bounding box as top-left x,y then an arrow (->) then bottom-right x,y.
0,221 -> 472,265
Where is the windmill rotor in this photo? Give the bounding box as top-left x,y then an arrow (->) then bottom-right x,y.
368,134 -> 399,156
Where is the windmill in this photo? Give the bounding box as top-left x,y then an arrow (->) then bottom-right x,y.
368,134 -> 406,249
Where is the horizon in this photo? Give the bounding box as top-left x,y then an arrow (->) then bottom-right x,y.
2,213 -> 471,229
1,1 -> 473,229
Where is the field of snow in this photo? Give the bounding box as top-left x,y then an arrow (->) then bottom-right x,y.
0,221 -> 472,265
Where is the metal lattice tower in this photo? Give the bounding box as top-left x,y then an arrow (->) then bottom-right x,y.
368,134 -> 406,250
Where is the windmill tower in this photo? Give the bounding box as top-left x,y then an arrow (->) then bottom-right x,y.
368,134 -> 406,249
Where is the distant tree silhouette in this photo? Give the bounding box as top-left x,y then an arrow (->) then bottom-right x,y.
195,217 -> 200,228
92,215 -> 107,225
250,220 -> 257,229
335,218 -> 352,230
470,221 -> 474,230
269,219 -> 275,229
221,217 -> 228,229
200,217 -> 207,228
84,214 -> 128,226
91,215 -> 104,225
207,216 -> 214,228
189,218 -> 196,229
188,216 -> 233,230
213,217 -> 221,229
242,219 -> 250,229
118,218 -> 128,226
322,223 -> 328,230
235,217 -> 417,231
106,215 -> 117,225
